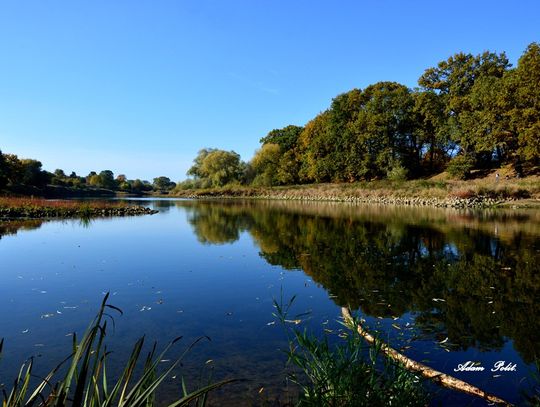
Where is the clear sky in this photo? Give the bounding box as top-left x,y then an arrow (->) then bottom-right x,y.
0,1 -> 538,181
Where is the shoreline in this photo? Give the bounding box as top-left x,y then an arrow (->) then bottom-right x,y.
169,181 -> 540,209
0,197 -> 158,220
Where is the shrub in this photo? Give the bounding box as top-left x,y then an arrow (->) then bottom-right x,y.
386,162 -> 408,182
446,155 -> 475,180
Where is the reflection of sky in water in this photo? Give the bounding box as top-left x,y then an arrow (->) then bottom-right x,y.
0,200 -> 538,406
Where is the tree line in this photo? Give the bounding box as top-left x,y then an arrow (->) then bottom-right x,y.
181,42 -> 539,189
0,151 -> 176,194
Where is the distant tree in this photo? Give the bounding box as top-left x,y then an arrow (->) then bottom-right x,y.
187,148 -> 215,180
87,175 -> 101,187
119,181 -> 132,191
350,82 -> 416,179
250,143 -> 281,186
116,174 -> 127,183
54,169 -> 66,178
412,90 -> 451,173
98,170 -> 117,190
153,176 -> 176,191
260,125 -> 304,151
187,149 -> 244,187
509,42 -> 540,165
0,150 -> 7,189
259,125 -> 304,184
3,154 -> 24,185
418,50 -> 511,161
298,111 -> 333,182
131,179 -> 144,193
24,159 -> 50,186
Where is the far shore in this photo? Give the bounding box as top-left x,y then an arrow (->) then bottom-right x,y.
168,176 -> 540,209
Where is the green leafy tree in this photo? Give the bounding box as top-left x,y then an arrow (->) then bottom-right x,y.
418,50 -> 510,163
187,149 -> 244,187
259,125 -> 304,184
260,125 -> 304,151
509,42 -> 540,166
153,176 -> 176,191
98,170 -> 117,190
250,143 -> 281,186
351,82 -> 416,179
87,174 -> 101,187
412,90 -> 451,173
298,111 -> 333,182
0,150 -> 7,189
131,179 -> 144,193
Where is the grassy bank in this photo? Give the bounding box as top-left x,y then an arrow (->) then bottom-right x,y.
172,176 -> 540,209
0,197 -> 158,219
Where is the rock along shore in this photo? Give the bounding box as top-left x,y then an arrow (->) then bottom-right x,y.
178,191 -> 508,209
0,206 -> 158,219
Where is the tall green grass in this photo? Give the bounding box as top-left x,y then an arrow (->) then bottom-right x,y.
274,296 -> 428,407
0,293 -> 236,407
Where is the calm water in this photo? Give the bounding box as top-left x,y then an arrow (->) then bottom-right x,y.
1,199 -> 539,406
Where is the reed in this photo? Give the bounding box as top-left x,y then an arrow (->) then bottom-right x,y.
0,293 -> 235,407
273,296 -> 428,406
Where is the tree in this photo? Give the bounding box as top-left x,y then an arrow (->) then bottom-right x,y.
153,176 -> 176,191
88,174 -> 101,187
250,143 -> 281,186
412,90 -> 451,173
298,111 -> 333,182
187,149 -> 244,187
98,170 -> 117,190
131,179 -> 144,193
259,125 -> 304,184
510,42 -> 540,165
350,82 -> 416,179
0,150 -> 7,189
418,50 -> 511,161
260,125 -> 303,151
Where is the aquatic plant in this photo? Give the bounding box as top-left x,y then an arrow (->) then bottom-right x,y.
273,296 -> 429,407
0,293 -> 235,407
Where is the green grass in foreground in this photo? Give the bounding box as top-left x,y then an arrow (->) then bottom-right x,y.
0,294 -> 235,407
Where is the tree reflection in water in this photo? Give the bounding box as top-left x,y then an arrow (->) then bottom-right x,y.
182,200 -> 540,364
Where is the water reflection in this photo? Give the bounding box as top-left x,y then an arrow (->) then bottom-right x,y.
180,200 -> 540,363
0,219 -> 44,239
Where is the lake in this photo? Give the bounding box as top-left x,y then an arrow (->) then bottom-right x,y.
1,199 -> 539,406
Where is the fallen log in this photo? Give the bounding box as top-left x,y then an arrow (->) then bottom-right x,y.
341,307 -> 513,406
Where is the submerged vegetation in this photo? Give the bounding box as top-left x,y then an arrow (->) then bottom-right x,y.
0,294 -> 235,407
0,197 -> 157,219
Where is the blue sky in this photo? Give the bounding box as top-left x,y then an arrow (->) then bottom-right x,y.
0,1 -> 538,181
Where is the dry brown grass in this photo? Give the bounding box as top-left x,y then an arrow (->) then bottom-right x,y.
0,197 -> 127,209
